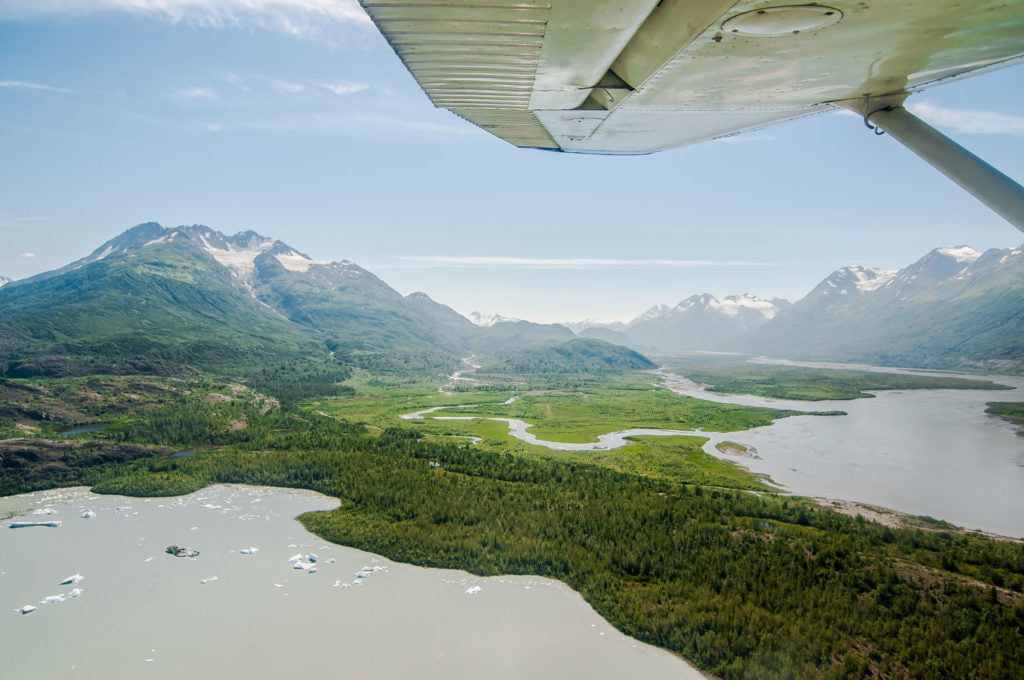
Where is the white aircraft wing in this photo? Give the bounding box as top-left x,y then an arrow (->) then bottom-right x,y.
359,0 -> 1024,154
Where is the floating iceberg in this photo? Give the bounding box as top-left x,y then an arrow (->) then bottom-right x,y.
10,521 -> 62,529
165,545 -> 200,558
81,510 -> 97,518
59,574 -> 83,585
240,547 -> 258,555
17,605 -> 37,615
200,576 -> 219,584
66,589 -> 83,599
40,594 -> 65,604
465,586 -> 482,595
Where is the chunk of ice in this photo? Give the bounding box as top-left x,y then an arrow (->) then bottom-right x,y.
81,510 -> 97,518
66,589 -> 83,599
17,605 -> 37,615
240,547 -> 258,555
59,574 -> 83,585
40,594 -> 65,604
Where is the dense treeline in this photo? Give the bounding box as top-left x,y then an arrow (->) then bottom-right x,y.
486,338 -> 655,375
5,394 -> 1022,680
241,361 -> 354,406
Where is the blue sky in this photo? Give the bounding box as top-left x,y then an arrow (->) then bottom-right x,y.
2,1 -> 1023,323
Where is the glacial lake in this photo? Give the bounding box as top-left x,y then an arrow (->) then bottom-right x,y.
0,485 -> 703,680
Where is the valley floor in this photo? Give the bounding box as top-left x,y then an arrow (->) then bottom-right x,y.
2,368 -> 1023,680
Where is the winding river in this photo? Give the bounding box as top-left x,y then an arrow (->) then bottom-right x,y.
405,363 -> 1024,537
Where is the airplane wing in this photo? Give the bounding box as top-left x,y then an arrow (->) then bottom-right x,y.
359,0 -> 1024,231
358,0 -> 1024,154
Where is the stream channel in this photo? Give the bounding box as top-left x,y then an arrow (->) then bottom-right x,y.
406,360 -> 1024,538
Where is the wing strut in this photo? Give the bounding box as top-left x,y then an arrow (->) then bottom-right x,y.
839,98 -> 1024,233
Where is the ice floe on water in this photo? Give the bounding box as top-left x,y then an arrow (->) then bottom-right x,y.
59,574 -> 83,585
1,485 -> 706,679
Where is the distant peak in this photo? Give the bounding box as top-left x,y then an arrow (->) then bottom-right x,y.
935,245 -> 981,263
465,311 -> 520,326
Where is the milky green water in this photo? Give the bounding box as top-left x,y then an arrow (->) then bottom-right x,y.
1,485 -> 704,679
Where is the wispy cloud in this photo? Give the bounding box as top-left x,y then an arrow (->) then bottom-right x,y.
322,81 -> 369,96
0,213 -> 48,228
167,86 -> 218,101
21,252 -> 37,258
0,1 -> 372,39
908,101 -> 1024,137
393,256 -> 772,269
268,78 -> 305,94
0,80 -> 73,93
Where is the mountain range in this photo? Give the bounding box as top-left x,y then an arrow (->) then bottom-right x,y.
545,244 -> 1022,372
2,224 -> 1020,376
0,223 -> 650,378
744,245 -> 1024,371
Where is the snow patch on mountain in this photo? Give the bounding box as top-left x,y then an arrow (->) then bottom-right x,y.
636,304 -> 671,322
273,251 -> 330,273
709,294 -> 781,318
637,294 -> 784,323
0,275 -> 11,287
465,311 -> 520,326
848,266 -> 897,292
936,245 -> 981,263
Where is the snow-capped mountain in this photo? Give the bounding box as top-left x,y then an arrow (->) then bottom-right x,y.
2,222 -> 478,375
746,244 -> 1024,371
21,222 -> 350,286
801,266 -> 898,308
0,276 -> 11,288
626,293 -> 787,352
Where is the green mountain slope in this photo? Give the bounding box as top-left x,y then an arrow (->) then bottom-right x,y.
0,236 -> 322,377
248,252 -> 474,370
0,222 -> 658,378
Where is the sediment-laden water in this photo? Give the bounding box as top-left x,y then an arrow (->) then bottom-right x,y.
404,364 -> 1024,537
0,485 -> 704,680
